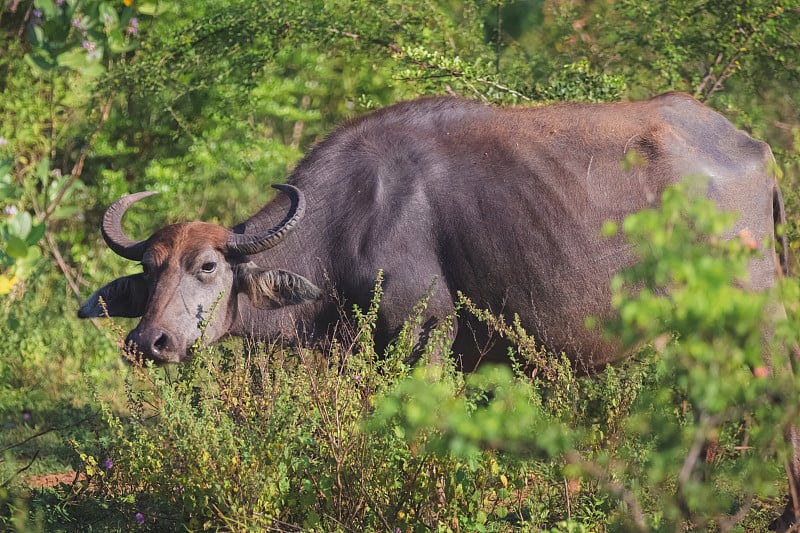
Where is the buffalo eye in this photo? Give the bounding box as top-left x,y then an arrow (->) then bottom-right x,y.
199,261 -> 217,274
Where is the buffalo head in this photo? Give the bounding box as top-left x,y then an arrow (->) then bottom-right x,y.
78,185 -> 321,363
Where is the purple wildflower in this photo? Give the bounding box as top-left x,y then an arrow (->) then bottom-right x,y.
82,40 -> 96,53
353,375 -> 361,381
71,18 -> 84,31
104,458 -> 113,469
127,17 -> 139,35
0,137 -> 7,146
135,512 -> 145,525
31,9 -> 42,25
22,411 -> 30,421
4,206 -> 18,216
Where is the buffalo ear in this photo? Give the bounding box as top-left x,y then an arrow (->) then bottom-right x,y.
237,267 -> 322,310
78,274 -> 149,318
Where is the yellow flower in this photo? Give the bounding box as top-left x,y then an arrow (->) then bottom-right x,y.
123,0 -> 132,5
0,274 -> 18,295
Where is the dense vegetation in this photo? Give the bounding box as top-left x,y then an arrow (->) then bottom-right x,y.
1,0 -> 799,531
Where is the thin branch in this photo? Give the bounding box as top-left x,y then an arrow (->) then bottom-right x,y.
353,33 -> 534,101
43,95 -> 114,222
1,450 -> 40,488
328,27 -> 360,40
16,2 -> 33,39
564,451 -> 648,532
694,9 -> 779,100
717,496 -> 753,533
785,456 -> 800,529
42,230 -> 109,331
0,413 -> 95,455
694,53 -> 723,98
475,77 -> 532,101
704,48 -> 746,99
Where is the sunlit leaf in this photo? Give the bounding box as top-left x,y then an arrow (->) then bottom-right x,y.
51,206 -> 79,220
80,61 -> 106,78
137,2 -> 159,15
34,0 -> 56,19
5,235 -> 29,259
98,3 -> 119,27
7,211 -> 32,239
57,49 -> 89,69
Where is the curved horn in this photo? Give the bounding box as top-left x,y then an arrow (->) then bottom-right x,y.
226,184 -> 306,255
101,191 -> 158,261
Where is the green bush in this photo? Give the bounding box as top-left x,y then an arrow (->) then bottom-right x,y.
22,186 -> 781,532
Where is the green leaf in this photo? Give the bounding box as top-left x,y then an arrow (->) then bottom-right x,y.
107,28 -> 134,54
15,246 -> 42,277
137,2 -> 159,16
36,157 -> 50,184
34,0 -> 56,19
0,183 -> 22,200
7,211 -> 32,239
0,158 -> 13,180
24,52 -> 56,74
51,206 -> 79,220
57,49 -> 89,69
81,57 -> 107,77
99,3 -> 119,27
25,223 -> 46,246
26,24 -> 45,47
5,235 -> 29,259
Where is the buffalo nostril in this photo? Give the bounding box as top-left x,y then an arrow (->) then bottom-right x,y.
151,332 -> 169,355
126,327 -> 180,363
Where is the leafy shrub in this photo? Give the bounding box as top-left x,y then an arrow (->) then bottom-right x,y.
50,185 -> 793,533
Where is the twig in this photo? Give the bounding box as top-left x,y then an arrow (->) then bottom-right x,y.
475,77 -> 532,101
565,451 -> 648,532
1,450 -> 40,488
694,9 -> 779,100
400,49 -> 532,101
0,413 -> 95,455
328,27 -> 360,40
785,456 -> 800,529
43,96 -> 114,222
43,230 -> 105,332
717,496 -> 753,532
694,53 -> 723,97
16,2 -> 32,39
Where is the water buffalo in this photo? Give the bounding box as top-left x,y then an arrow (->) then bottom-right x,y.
78,92 -> 795,525
79,92 -> 787,368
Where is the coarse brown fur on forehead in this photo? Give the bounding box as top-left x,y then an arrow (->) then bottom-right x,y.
144,222 -> 230,266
